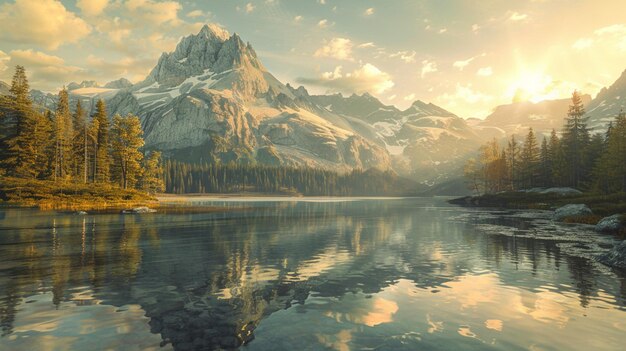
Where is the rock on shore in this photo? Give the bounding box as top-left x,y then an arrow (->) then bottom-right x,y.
553,204 -> 592,221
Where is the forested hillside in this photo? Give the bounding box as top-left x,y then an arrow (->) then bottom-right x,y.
465,91 -> 626,194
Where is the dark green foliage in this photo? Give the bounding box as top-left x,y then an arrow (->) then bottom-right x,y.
466,92 -> 625,195
163,161 -> 417,196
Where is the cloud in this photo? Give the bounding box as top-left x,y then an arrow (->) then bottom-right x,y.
438,28 -> 448,34
187,10 -> 211,18
318,19 -> 331,28
439,84 -> 493,105
594,24 -> 626,36
593,24 -> 626,51
314,38 -> 353,61
245,3 -> 255,13
452,53 -> 486,71
77,0 -> 109,17
0,50 -> 10,72
572,38 -> 593,50
421,60 -> 437,78
0,49 -> 85,90
0,0 -> 91,50
364,8 -> 374,16
318,0 -> 326,4
389,51 -> 416,63
472,24 -> 480,33
358,42 -> 375,49
508,12 -> 528,22
388,94 -> 396,100
85,55 -> 153,82
125,0 -> 182,26
403,93 -> 416,101
294,15 -> 303,23
477,67 -> 493,76
297,63 -> 394,94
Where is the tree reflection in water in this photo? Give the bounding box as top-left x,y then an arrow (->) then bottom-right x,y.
0,199 -> 624,350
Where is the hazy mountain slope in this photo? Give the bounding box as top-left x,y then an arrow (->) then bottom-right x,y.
587,68 -> 626,130
0,81 -> 10,95
478,95 -> 592,137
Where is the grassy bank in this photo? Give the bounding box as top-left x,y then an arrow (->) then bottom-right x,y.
449,191 -> 626,224
0,176 -> 156,211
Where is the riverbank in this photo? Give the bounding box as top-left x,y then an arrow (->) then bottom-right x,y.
449,191 -> 626,217
0,176 -> 157,211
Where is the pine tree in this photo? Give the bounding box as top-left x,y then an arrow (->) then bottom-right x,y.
520,128 -> 540,188
561,91 -> 590,188
53,88 -> 73,180
506,135 -> 520,190
110,114 -> 144,189
72,100 -> 87,182
141,151 -> 165,194
92,99 -> 110,183
596,111 -> 626,192
539,137 -> 551,187
0,66 -> 45,178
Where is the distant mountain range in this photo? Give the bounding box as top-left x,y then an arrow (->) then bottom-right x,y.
2,24 -> 625,186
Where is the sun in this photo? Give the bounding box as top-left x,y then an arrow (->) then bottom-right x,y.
507,71 -> 558,103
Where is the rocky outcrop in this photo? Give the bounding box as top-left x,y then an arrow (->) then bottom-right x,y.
595,214 -> 626,233
104,78 -> 133,89
553,204 -> 593,221
122,207 -> 157,214
597,240 -> 626,269
525,187 -> 583,195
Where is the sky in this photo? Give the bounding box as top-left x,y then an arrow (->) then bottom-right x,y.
0,0 -> 625,118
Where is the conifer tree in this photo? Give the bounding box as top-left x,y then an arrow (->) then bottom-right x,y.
110,114 -> 144,189
141,151 -> 165,194
506,135 -> 520,190
561,91 -> 590,188
53,88 -> 73,180
520,128 -> 540,188
539,137 -> 551,187
72,100 -> 87,182
0,66 -> 48,178
92,99 -> 110,183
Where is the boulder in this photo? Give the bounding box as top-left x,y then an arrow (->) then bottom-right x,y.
597,240 -> 626,269
553,204 -> 592,221
524,187 -> 583,195
595,214 -> 626,233
122,206 -> 157,214
541,187 -> 582,195
76,211 -> 88,215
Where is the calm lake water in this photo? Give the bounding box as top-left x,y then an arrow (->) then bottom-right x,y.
0,197 -> 625,351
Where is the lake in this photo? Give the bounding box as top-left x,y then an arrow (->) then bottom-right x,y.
0,197 -> 624,350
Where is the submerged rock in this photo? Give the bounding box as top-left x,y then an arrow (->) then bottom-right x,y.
525,187 -> 582,195
553,204 -> 592,221
595,214 -> 626,233
122,206 -> 157,214
597,240 -> 626,269
76,211 -> 88,215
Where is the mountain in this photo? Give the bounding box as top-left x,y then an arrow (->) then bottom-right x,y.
104,78 -> 133,89
67,80 -> 99,91
477,95 -> 592,137
0,81 -> 9,95
105,24 -> 391,171
308,92 -> 482,182
587,68 -> 626,130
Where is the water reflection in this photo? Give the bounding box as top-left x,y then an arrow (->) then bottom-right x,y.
0,198 -> 624,351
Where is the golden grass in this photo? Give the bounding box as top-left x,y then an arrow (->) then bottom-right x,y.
0,176 -> 156,211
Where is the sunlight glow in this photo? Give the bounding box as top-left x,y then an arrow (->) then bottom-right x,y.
505,67 -> 583,104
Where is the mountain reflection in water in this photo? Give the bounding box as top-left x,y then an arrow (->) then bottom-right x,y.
0,198 -> 625,350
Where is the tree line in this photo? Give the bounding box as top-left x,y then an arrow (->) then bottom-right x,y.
465,91 -> 626,194
164,160 -> 415,196
0,66 -> 164,193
